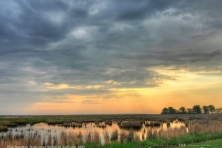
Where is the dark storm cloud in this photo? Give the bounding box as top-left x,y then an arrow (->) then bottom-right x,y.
1,0 -> 222,107
116,0 -> 173,21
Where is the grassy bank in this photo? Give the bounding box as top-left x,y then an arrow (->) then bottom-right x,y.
88,132 -> 222,148
184,138 -> 222,148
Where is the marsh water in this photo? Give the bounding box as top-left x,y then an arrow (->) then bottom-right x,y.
0,120 -> 187,144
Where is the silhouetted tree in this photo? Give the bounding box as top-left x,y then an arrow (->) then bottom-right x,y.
168,107 -> 176,114
202,106 -> 209,114
178,107 -> 187,114
208,105 -> 215,114
187,108 -> 193,114
160,105 -> 219,114
193,105 -> 202,114
161,108 -> 169,114
215,108 -> 222,114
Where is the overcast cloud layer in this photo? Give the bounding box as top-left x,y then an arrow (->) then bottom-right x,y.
1,0 -> 222,114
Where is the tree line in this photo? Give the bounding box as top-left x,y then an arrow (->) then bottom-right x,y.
161,105 -> 222,114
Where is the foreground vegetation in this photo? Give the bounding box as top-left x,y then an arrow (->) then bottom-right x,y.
98,135 -> 222,148
1,114 -> 222,131
1,129 -> 222,147
0,114 -> 222,147
178,139 -> 222,148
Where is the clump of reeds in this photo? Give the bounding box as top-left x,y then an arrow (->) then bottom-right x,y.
111,130 -> 118,141
0,125 -> 8,132
7,132 -> 13,141
14,120 -> 27,126
152,130 -> 158,139
134,133 -> 140,142
47,135 -> 52,146
145,121 -> 161,127
117,121 -> 122,126
158,126 -> 187,140
146,129 -> 153,139
120,121 -> 142,130
70,122 -> 82,128
105,120 -> 112,126
53,136 -> 58,146
103,131 -> 110,144
86,132 -> 92,144
158,129 -> 168,140
184,120 -> 190,127
188,121 -> 222,134
127,130 -> 134,142
77,131 -> 83,145
7,132 -> 41,147
93,131 -> 100,144
166,121 -> 170,127
120,131 -> 127,143
59,132 -> 67,146
142,131 -> 145,140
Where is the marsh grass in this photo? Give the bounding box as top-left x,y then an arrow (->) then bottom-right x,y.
47,135 -> 52,146
105,120 -> 112,126
0,125 -> 8,132
145,121 -> 161,127
103,131 -> 110,144
93,131 -> 100,144
86,132 -> 92,144
1,115 -> 222,147
120,121 -> 142,130
59,132 -> 67,145
127,130 -> 134,142
146,129 -> 153,139
111,130 -> 118,141
120,131 -> 127,143
0,132 -> 41,147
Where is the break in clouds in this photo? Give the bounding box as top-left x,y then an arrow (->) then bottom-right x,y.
0,0 -> 222,110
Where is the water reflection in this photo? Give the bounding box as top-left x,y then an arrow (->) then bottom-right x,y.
0,120 -> 186,144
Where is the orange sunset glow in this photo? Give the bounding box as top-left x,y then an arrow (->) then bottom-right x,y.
1,0 -> 222,115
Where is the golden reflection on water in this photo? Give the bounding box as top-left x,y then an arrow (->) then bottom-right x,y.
2,120 -> 187,144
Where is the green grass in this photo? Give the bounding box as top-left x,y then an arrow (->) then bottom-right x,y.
84,133 -> 222,148
176,139 -> 222,148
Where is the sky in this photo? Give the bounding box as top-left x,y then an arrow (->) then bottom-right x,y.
0,0 -> 222,115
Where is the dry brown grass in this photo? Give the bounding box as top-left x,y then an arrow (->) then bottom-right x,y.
159,127 -> 187,140
86,132 -> 92,144
120,131 -> 127,143
0,132 -> 41,147
146,129 -> 153,139
59,132 -> 67,146
103,131 -> 110,144
0,125 -> 8,132
47,135 -> 52,146
120,121 -> 142,130
93,131 -> 100,144
111,130 -> 118,141
145,121 -> 161,127
127,130 -> 134,142
1,116 -> 222,147
189,120 -> 222,134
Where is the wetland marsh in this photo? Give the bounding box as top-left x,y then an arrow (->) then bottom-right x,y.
0,114 -> 222,147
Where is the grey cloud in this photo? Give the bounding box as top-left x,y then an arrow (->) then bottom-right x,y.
1,0 -> 222,110
179,51 -> 221,61
116,0 -> 174,21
